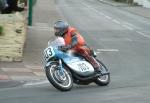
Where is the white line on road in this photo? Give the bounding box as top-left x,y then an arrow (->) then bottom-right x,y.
96,51 -> 101,54
80,1 -> 138,32
97,11 -> 105,16
28,26 -> 53,31
104,15 -> 112,20
98,12 -> 105,16
112,19 -> 121,24
122,25 -> 134,30
99,38 -> 132,42
81,2 -> 107,16
23,80 -> 49,86
137,31 -> 150,39
81,2 -> 91,8
97,49 -> 119,52
122,22 -> 137,28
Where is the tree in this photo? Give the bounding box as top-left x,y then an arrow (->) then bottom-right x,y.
114,0 -> 133,4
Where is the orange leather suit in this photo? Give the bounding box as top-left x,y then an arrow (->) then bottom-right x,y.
63,27 -> 100,69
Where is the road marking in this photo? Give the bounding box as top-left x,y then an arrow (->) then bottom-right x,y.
98,12 -> 105,16
23,80 -> 49,86
122,25 -> 134,30
28,26 -> 53,31
81,2 -> 106,16
34,22 -> 49,27
0,75 -> 10,80
62,5 -> 70,7
99,38 -> 132,42
1,68 -> 32,72
112,19 -> 121,24
122,22 -> 136,28
96,51 -> 101,54
28,22 -> 53,31
80,1 -> 137,31
137,31 -> 150,39
97,49 -> 119,52
81,2 -> 91,8
105,15 -> 112,20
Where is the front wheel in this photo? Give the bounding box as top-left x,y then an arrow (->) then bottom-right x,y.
45,62 -> 73,91
94,60 -> 110,86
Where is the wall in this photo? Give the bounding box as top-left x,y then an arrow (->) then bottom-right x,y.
0,13 -> 27,62
134,0 -> 150,8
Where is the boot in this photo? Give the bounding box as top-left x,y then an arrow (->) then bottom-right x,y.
94,63 -> 102,73
86,56 -> 102,73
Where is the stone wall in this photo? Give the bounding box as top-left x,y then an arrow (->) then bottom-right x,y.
0,13 -> 27,62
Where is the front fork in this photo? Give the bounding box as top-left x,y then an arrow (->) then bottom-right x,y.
58,59 -> 65,76
45,60 -> 65,76
45,60 -> 66,80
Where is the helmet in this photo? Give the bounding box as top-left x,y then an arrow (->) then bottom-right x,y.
54,20 -> 69,37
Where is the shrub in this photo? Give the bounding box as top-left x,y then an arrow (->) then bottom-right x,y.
0,25 -> 4,36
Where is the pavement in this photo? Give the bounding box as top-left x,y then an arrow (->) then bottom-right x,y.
98,0 -> 131,7
0,65 -> 45,81
98,0 -> 150,19
0,0 -> 61,87
0,0 -> 150,87
123,6 -> 150,19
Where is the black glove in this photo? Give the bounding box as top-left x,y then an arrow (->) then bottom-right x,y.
90,49 -> 97,57
59,45 -> 71,52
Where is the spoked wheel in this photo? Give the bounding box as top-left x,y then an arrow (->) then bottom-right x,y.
45,62 -> 73,91
94,60 -> 110,86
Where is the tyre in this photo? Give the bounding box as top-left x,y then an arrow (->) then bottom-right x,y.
94,60 -> 110,86
45,62 -> 73,91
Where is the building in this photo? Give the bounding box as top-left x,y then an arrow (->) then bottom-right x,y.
134,0 -> 150,8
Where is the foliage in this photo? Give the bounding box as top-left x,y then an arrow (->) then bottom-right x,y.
114,0 -> 133,3
0,25 -> 4,36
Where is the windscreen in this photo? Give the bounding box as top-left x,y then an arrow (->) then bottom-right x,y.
48,37 -> 65,47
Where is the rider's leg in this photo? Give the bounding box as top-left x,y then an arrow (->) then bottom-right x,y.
75,47 -> 101,72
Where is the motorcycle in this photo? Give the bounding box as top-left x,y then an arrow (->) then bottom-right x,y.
43,37 -> 110,91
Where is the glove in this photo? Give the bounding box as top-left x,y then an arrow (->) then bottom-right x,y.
59,45 -> 71,52
90,50 -> 97,57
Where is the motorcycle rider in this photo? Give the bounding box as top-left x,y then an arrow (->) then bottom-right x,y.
54,20 -> 101,73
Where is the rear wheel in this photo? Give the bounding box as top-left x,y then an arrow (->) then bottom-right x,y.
45,62 -> 73,91
94,60 -> 110,86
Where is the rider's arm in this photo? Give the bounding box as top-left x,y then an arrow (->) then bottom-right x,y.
60,32 -> 78,51
70,32 -> 78,48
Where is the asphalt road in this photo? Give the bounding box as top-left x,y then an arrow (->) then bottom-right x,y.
1,0 -> 150,102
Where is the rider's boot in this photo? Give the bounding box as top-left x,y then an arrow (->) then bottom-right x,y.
95,64 -> 109,75
94,63 -> 102,74
80,51 -> 102,73
88,57 -> 102,74
86,55 -> 109,75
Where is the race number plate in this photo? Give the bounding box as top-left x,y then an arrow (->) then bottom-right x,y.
43,46 -> 55,62
77,63 -> 90,72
